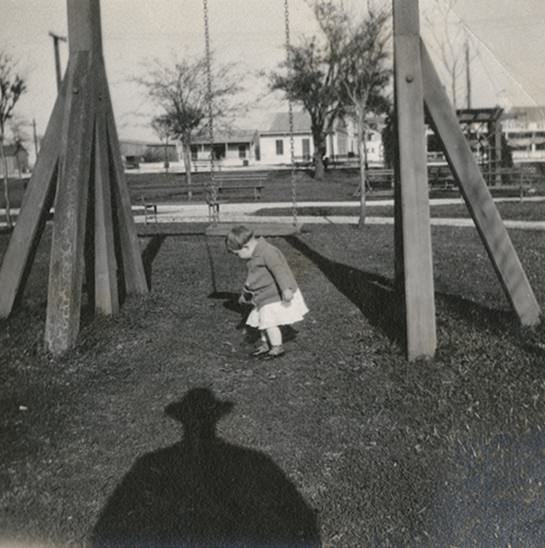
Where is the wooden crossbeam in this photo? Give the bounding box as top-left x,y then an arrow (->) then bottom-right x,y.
420,40 -> 541,325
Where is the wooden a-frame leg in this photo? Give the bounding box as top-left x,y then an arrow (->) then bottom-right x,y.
45,52 -> 96,354
393,0 -> 437,360
420,40 -> 541,326
93,93 -> 119,315
99,64 -> 148,295
0,71 -> 69,317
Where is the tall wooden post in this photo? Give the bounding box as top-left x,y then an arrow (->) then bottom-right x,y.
0,0 -> 148,354
393,0 -> 437,360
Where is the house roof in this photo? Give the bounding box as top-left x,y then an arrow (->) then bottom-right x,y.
261,112 -> 312,135
191,129 -> 257,145
261,111 -> 387,135
504,106 -> 545,123
119,138 -> 153,146
456,107 -> 504,124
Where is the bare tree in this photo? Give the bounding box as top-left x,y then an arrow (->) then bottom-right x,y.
8,115 -> 30,179
0,52 -> 26,228
338,7 -> 392,227
136,54 -> 243,187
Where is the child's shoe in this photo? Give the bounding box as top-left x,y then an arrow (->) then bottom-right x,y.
251,342 -> 270,357
264,345 -> 285,359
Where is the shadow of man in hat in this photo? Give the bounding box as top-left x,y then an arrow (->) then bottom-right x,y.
91,387 -> 320,547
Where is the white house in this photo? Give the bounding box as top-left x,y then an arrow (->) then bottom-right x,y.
189,129 -> 259,169
258,111 -> 384,167
502,106 -> 545,163
259,112 -> 316,166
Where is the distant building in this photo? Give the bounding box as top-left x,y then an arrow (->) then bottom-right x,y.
1,143 -> 30,176
189,129 -> 259,169
502,106 -> 545,163
119,139 -> 149,169
258,111 -> 384,167
426,107 -> 505,168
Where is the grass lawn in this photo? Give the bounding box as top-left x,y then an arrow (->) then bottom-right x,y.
1,220 -> 545,546
4,169 -> 543,211
255,199 -> 545,221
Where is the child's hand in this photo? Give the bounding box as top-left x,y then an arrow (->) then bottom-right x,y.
239,289 -> 253,304
282,288 -> 294,302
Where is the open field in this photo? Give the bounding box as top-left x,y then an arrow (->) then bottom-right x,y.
1,220 -> 545,546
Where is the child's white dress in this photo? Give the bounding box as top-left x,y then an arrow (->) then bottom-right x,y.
246,289 -> 309,330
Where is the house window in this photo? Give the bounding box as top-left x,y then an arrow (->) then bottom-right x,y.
238,145 -> 246,159
302,138 -> 310,160
276,139 -> 284,155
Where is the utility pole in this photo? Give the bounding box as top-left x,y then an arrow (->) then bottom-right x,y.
48,31 -> 67,91
465,39 -> 471,109
32,118 -> 39,158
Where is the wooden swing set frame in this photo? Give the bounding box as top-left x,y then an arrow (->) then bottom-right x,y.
0,0 -> 540,359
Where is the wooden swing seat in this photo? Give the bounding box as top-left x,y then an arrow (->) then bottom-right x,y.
205,222 -> 305,237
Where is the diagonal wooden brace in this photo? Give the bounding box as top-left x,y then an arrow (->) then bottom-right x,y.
421,40 -> 541,326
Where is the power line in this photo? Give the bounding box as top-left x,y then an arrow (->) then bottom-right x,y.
448,6 -> 539,106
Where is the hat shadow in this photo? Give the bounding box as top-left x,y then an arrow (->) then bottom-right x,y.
91,388 -> 320,547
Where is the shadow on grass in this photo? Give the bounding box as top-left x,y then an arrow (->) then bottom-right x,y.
437,292 -> 545,359
208,290 -> 250,329
285,235 -> 406,346
141,235 -> 167,289
91,388 -> 320,548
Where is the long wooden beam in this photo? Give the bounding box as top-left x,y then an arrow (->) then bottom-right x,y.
45,52 -> 95,354
420,40 -> 541,326
0,73 -> 68,317
393,0 -> 436,360
94,90 -> 119,314
101,63 -> 148,295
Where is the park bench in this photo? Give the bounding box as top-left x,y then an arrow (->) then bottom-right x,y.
139,196 -> 158,225
202,172 -> 267,218
428,165 -> 455,190
133,173 -> 267,222
480,167 -> 540,201
352,168 -> 394,196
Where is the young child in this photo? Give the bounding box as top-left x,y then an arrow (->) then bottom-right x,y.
226,225 -> 308,359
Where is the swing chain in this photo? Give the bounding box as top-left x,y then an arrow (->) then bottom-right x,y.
284,0 -> 297,227
203,0 -> 218,222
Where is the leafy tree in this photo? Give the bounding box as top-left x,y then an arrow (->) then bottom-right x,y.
337,7 -> 392,226
269,1 -> 347,180
136,54 -> 243,186
0,52 -> 26,228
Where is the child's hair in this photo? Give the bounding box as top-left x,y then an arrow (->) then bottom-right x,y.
225,225 -> 255,252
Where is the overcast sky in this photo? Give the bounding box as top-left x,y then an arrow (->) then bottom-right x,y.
2,0 -> 545,147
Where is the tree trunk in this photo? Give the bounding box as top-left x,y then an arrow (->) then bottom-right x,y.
163,138 -> 169,173
182,141 -> 192,188
0,143 -> 13,229
358,131 -> 367,228
313,133 -> 326,180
